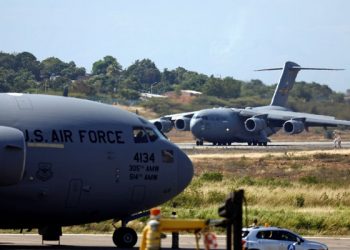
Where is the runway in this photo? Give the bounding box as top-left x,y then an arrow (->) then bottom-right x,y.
1,234 -> 350,250
177,140 -> 349,151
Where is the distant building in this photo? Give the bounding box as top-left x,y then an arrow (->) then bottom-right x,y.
140,93 -> 168,99
181,90 -> 202,96
163,89 -> 202,104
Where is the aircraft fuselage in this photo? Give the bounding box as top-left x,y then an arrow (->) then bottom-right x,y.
0,93 -> 193,229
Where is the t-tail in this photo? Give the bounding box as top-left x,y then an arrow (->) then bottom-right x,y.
256,61 -> 344,107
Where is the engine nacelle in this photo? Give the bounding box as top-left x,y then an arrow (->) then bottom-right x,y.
283,120 -> 305,135
153,119 -> 173,133
244,117 -> 267,132
0,126 -> 26,186
175,117 -> 191,131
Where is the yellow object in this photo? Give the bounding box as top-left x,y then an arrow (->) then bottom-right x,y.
159,218 -> 208,232
160,218 -> 208,250
140,218 -> 209,250
140,220 -> 161,250
140,208 -> 211,250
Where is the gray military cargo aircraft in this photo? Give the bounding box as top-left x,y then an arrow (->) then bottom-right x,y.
0,93 -> 193,247
152,61 -> 350,146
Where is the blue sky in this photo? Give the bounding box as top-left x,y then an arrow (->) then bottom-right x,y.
1,0 -> 350,92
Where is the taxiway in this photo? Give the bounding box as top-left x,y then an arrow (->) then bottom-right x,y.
177,140 -> 349,150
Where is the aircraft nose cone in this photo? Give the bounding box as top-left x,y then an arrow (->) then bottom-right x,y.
190,119 -> 203,138
177,151 -> 194,193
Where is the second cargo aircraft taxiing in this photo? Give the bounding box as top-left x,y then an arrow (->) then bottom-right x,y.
152,61 -> 350,146
0,93 -> 193,248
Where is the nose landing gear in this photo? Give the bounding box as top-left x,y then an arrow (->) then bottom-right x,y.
112,210 -> 150,248
112,227 -> 137,248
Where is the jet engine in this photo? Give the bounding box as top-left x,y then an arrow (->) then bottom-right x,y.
244,117 -> 267,132
153,119 -> 173,133
283,120 -> 305,134
175,117 -> 191,131
0,126 -> 26,186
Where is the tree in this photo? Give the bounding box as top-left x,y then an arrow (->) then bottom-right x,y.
0,67 -> 12,92
124,59 -> 161,86
202,77 -> 241,98
12,69 -> 36,92
71,80 -> 97,96
292,82 -> 312,102
119,77 -> 142,92
180,72 -> 207,91
15,52 -> 41,80
240,79 -> 272,98
92,56 -> 122,76
118,88 -> 140,100
87,74 -> 117,94
173,67 -> 189,83
40,57 -> 86,81
61,61 -> 86,79
0,52 -> 16,69
40,57 -> 67,78
162,68 -> 177,85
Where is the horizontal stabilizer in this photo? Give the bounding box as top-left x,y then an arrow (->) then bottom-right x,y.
294,67 -> 344,71
255,67 -> 283,71
256,67 -> 344,71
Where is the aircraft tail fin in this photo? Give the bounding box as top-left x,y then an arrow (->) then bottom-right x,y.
256,61 -> 344,107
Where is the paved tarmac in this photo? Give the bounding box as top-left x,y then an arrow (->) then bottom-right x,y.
1,234 -> 350,250
177,140 -> 349,151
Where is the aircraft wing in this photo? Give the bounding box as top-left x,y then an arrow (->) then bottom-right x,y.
153,111 -> 196,121
239,108 -> 350,128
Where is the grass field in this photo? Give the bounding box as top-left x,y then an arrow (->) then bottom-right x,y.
161,149 -> 350,235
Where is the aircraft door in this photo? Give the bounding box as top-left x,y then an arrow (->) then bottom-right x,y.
66,179 -> 83,208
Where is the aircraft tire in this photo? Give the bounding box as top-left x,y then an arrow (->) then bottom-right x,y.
112,227 -> 137,248
213,142 -> 217,146
196,140 -> 204,146
263,142 -> 267,146
247,142 -> 252,146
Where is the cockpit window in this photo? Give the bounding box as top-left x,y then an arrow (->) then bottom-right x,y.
133,127 -> 148,143
162,149 -> 174,163
145,127 -> 158,142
